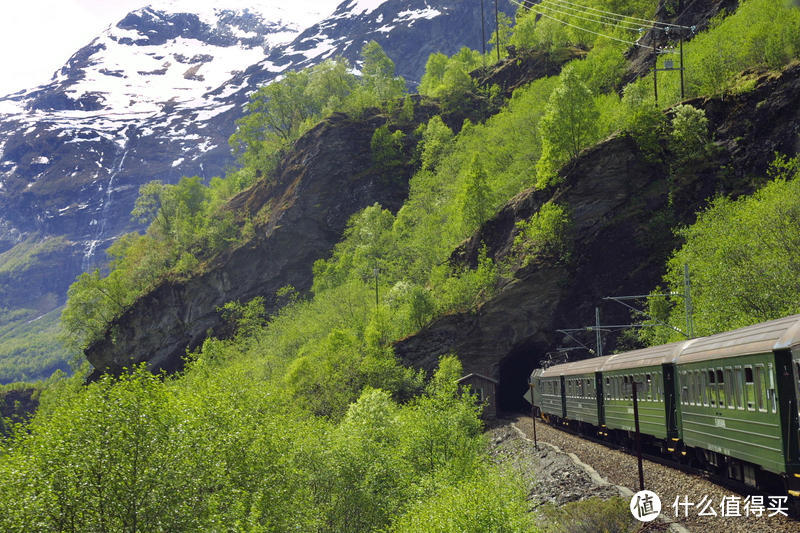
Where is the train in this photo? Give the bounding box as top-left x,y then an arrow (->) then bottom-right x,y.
530,314 -> 800,498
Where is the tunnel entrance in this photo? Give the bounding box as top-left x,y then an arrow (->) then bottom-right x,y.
497,338 -> 548,413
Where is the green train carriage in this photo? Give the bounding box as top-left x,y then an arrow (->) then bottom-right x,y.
528,314 -> 800,497
530,368 -> 565,420
599,341 -> 685,445
674,316 -> 800,493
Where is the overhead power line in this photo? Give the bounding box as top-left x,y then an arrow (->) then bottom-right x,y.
509,0 -> 655,50
533,0 -> 692,30
535,0 -> 647,32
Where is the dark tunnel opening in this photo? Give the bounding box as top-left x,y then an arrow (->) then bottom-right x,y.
497,339 -> 544,413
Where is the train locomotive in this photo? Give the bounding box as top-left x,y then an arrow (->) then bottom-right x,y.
530,314 -> 800,498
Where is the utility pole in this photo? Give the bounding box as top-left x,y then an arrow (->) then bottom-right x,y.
595,307 -> 603,358
481,0 -> 487,63
652,26 -> 658,105
683,263 -> 694,338
679,37 -> 685,99
494,0 -> 501,62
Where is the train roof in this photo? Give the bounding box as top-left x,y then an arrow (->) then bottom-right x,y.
538,354 -> 611,378
678,313 -> 800,364
531,314 -> 800,377
601,340 -> 692,371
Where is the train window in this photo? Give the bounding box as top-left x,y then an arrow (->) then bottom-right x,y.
767,363 -> 776,413
694,371 -> 701,405
725,369 -> 735,408
708,370 -> 716,407
734,367 -> 744,409
745,367 -> 755,410
654,373 -> 660,402
716,370 -> 725,408
701,370 -> 709,406
755,366 -> 767,412
686,372 -> 693,405
681,371 -> 688,402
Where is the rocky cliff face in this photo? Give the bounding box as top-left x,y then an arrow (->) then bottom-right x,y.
395,62 -> 800,411
85,103 -> 440,378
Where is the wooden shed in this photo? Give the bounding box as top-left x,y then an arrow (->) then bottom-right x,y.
457,373 -> 499,419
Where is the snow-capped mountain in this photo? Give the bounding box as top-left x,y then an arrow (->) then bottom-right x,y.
0,0 -> 513,321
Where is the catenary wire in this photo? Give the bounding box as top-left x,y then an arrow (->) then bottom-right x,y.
508,0 -> 655,50
526,0 -> 691,29
535,0 -> 648,32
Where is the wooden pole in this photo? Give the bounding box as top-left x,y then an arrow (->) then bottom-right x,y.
481,0 -> 487,57
679,37 -> 685,100
652,27 -> 658,106
633,381 -> 645,491
494,0 -> 501,62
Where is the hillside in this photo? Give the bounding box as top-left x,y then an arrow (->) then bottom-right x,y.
2,0 -> 800,530
0,0 -> 516,382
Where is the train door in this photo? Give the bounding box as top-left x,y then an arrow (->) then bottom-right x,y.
782,349 -> 800,476
595,371 -> 605,427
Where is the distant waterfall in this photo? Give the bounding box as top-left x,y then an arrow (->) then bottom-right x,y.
81,145 -> 129,271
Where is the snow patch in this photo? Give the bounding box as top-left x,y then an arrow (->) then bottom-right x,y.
396,8 -> 442,23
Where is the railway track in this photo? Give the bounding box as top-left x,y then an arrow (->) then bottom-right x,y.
511,414 -> 800,533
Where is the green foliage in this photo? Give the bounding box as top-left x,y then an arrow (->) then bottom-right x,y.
419,48 -> 484,113
458,154 -> 494,232
489,11 -> 514,59
618,83 -> 667,161
635,0 -> 800,106
0,236 -> 71,276
509,0 -> 655,52
640,156 -> 800,344
539,497 -> 636,533
0,348 -> 526,532
669,104 -> 711,167
371,124 -> 406,169
536,66 -> 600,187
431,247 -> 499,315
0,308 -> 70,384
509,202 -> 572,268
418,115 -> 454,172
218,297 -> 268,339
391,470 -> 536,532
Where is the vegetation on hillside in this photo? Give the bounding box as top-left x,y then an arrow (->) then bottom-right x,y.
2,0 -> 800,529
641,156 -> 800,344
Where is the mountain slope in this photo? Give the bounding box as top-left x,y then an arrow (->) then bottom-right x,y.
396,63 -> 800,411
0,0 -> 514,382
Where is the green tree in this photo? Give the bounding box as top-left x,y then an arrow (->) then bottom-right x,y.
229,69 -> 316,174
641,156 -> 800,343
459,154 -> 493,232
419,115 -> 454,171
509,202 -> 572,268
371,124 -> 405,170
536,65 -> 600,187
669,104 -> 711,167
